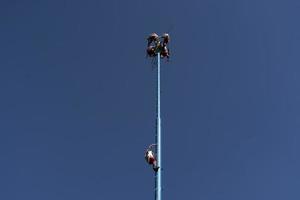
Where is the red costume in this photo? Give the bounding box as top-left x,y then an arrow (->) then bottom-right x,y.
145,150 -> 159,172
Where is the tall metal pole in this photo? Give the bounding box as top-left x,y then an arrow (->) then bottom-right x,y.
155,52 -> 162,200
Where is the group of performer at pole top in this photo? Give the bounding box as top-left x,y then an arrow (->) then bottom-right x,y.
146,33 -> 170,59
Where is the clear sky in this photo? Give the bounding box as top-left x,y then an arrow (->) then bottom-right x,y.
1,0 -> 300,199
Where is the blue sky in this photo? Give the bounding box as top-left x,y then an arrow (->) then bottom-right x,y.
1,0 -> 300,199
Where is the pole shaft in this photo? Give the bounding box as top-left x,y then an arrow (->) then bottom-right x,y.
155,53 -> 162,200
